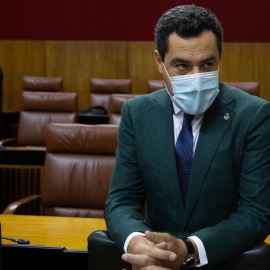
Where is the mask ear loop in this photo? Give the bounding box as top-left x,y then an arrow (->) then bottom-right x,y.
162,62 -> 173,98
162,62 -> 171,78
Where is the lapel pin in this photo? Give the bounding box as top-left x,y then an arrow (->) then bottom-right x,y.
223,113 -> 229,120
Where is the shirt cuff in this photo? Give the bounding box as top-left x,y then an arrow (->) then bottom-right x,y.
188,236 -> 208,267
124,232 -> 145,253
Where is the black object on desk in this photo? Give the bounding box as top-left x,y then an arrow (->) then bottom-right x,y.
77,113 -> 109,125
77,106 -> 109,125
77,112 -> 109,125
1,237 -> 30,245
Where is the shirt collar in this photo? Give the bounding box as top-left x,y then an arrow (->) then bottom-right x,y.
172,102 -> 181,116
166,86 -> 182,116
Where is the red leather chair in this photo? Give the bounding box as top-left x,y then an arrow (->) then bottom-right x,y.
147,80 -> 166,93
223,82 -> 260,96
0,91 -> 77,147
18,92 -> 77,146
109,94 -> 138,124
90,78 -> 132,112
22,76 -> 63,92
3,123 -> 119,218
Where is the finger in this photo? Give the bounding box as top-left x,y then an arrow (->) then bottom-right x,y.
136,244 -> 177,262
122,253 -> 161,267
140,266 -> 172,270
154,242 -> 167,250
145,231 -> 170,244
128,233 -> 177,262
147,248 -> 177,262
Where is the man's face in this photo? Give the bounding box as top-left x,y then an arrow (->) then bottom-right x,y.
154,30 -> 222,96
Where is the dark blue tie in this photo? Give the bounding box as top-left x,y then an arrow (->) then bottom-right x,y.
175,113 -> 194,205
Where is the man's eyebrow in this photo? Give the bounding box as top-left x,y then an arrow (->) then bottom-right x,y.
201,55 -> 217,62
170,55 -> 217,65
170,57 -> 189,65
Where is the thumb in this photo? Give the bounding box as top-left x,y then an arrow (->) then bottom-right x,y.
155,242 -> 168,250
145,230 -> 169,244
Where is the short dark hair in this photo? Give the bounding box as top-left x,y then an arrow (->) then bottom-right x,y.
155,5 -> 223,61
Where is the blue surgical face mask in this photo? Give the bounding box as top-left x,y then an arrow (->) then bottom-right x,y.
163,63 -> 220,115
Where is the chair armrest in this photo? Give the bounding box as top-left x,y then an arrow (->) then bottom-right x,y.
218,241 -> 270,270
88,230 -> 270,270
0,138 -> 18,146
88,230 -> 132,270
3,194 -> 42,214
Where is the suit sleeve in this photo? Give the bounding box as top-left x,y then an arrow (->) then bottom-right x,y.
193,101 -> 270,268
104,101 -> 150,251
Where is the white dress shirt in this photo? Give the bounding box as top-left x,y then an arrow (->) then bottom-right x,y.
123,102 -> 208,267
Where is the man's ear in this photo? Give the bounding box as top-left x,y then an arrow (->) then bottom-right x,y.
154,50 -> 163,74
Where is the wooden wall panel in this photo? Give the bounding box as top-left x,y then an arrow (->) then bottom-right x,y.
0,40 -> 270,112
220,43 -> 270,101
128,42 -> 163,94
45,41 -> 128,110
0,41 -> 45,112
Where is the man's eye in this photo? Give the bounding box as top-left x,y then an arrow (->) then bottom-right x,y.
177,64 -> 188,70
204,62 -> 213,67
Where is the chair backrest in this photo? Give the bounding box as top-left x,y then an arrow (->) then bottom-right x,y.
224,82 -> 260,96
22,76 -> 63,92
90,78 -> 131,111
42,123 -> 119,218
18,92 -> 77,146
147,80 -> 166,93
109,94 -> 138,124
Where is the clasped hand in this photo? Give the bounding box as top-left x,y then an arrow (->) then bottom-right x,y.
122,231 -> 188,270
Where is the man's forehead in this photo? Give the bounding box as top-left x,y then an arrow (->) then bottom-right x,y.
165,31 -> 219,60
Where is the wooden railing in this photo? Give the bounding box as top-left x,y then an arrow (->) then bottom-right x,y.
0,165 -> 43,215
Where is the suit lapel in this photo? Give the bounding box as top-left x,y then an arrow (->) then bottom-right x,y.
147,90 -> 185,215
183,85 -> 236,228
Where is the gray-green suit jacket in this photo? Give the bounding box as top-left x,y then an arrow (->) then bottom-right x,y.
104,82 -> 270,268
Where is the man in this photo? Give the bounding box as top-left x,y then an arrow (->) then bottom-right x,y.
104,4 -> 270,269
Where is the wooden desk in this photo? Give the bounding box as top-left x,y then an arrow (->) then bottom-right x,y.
265,235 -> 270,245
5,146 -> 46,150
0,214 -> 107,270
0,214 -> 106,250
77,113 -> 109,125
